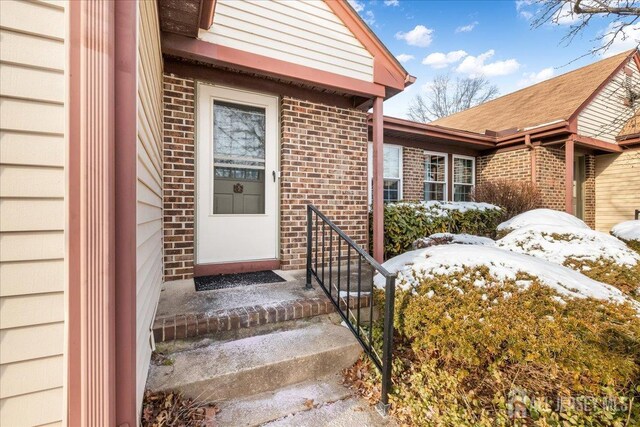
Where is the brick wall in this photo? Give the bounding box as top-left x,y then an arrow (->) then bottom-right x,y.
584,154 -> 596,228
477,148 -> 531,186
280,97 -> 369,270
163,74 -> 196,281
161,75 -> 369,278
535,145 -> 566,211
402,147 -> 424,200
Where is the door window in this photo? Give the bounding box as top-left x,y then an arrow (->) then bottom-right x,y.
212,101 -> 266,214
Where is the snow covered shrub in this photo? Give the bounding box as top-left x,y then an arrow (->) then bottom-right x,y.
612,220 -> 640,253
377,201 -> 501,258
496,208 -> 589,238
472,179 -> 541,221
413,232 -> 494,249
386,268 -> 640,426
496,225 -> 640,297
350,248 -> 640,426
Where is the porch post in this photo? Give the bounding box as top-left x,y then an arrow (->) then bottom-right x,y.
372,97 -> 384,262
565,138 -> 575,214
114,0 -> 138,424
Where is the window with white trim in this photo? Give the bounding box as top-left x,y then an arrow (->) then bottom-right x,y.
453,155 -> 475,202
424,152 -> 447,201
383,145 -> 402,202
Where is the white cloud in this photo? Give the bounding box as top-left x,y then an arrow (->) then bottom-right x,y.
422,50 -> 468,69
601,21 -> 640,56
515,0 -> 534,20
384,0 -> 400,6
348,0 -> 365,12
456,50 -> 520,77
396,53 -> 415,63
395,25 -> 434,47
517,67 -> 555,87
456,21 -> 478,33
364,10 -> 375,25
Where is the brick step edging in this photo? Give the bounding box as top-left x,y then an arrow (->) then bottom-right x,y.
153,294 -> 372,343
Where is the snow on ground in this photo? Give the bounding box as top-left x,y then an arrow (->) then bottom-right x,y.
611,220 -> 640,242
374,244 -> 633,304
496,224 -> 640,267
497,208 -> 589,232
430,232 -> 495,246
393,200 -> 500,218
414,233 -> 495,249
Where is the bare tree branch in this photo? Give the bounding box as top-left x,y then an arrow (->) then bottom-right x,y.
530,1 -> 640,58
407,74 -> 498,122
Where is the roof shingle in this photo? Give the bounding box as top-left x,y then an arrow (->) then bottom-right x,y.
431,50 -> 637,134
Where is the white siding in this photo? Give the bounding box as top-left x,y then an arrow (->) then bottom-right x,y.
0,1 -> 66,425
595,149 -> 640,232
199,0 -> 374,82
136,0 -> 164,411
578,59 -> 640,143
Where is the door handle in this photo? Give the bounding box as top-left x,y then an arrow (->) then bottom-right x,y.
272,170 -> 276,182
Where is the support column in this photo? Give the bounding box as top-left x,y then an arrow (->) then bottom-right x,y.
565,138 -> 575,214
114,0 -> 138,425
372,97 -> 384,262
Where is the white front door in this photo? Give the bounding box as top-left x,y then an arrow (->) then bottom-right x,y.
196,83 -> 279,265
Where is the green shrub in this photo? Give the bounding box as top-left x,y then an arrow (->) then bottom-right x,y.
564,257 -> 640,299
347,267 -> 640,426
373,202 -> 502,258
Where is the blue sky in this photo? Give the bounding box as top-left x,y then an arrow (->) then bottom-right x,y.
348,0 -> 640,119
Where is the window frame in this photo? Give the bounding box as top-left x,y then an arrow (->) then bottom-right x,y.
423,150 -> 448,202
383,144 -> 403,203
452,154 -> 476,202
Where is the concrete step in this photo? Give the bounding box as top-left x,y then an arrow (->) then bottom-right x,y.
263,397 -> 396,427
213,374 -> 352,427
146,322 -> 362,403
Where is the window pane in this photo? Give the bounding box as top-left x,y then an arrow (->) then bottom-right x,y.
384,146 -> 400,178
384,179 -> 399,203
424,182 -> 446,201
425,154 -> 446,182
454,184 -> 472,202
454,157 -> 473,184
212,101 -> 266,214
214,101 -> 265,161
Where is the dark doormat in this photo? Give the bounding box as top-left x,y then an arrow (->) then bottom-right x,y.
194,270 -> 287,292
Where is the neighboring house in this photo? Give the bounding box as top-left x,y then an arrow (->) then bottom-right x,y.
369,50 -> 640,230
0,0 -> 412,425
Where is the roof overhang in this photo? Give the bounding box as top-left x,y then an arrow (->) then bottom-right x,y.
161,32 -> 387,99
376,117 -> 624,154
158,0 -> 414,103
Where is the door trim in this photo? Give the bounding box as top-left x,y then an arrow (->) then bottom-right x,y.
195,82 -> 281,265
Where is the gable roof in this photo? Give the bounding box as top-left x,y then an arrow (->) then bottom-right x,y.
431,50 -> 638,134
159,0 -> 414,100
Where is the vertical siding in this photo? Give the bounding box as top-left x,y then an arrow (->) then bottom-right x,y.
0,1 -> 66,426
595,149 -> 640,232
137,0 -> 164,409
578,60 -> 640,143
200,0 -> 374,82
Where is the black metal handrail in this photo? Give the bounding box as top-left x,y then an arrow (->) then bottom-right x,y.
635,209 -> 639,220
305,204 -> 397,414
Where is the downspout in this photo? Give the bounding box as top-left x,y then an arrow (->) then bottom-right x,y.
525,134 -> 536,184
372,97 -> 384,262
565,136 -> 576,214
